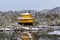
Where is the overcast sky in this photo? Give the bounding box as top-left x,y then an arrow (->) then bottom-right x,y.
0,0 -> 60,11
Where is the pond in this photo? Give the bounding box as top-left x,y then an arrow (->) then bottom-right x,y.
38,35 -> 60,40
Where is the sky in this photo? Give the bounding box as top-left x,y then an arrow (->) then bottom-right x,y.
0,0 -> 60,11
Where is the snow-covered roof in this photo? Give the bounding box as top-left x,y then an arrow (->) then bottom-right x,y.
21,13 -> 31,15
17,17 -> 33,19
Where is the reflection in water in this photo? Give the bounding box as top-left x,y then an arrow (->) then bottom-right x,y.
38,36 -> 60,40
23,32 -> 33,40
